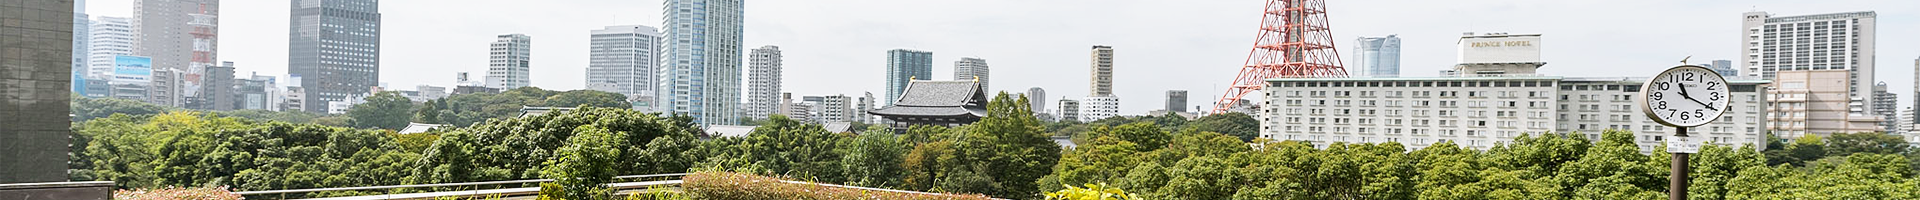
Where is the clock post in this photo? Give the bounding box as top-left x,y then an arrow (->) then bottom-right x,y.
1639,64 -> 1727,200
1670,127 -> 1687,200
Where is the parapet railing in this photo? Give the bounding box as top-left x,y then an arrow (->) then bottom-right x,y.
234,173 -> 688,200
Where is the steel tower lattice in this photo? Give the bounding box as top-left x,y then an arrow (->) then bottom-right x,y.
1213,0 -> 1347,113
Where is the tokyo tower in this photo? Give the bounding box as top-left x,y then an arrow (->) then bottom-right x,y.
1213,0 -> 1348,113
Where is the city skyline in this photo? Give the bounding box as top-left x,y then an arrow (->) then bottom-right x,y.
79,0 -> 1920,115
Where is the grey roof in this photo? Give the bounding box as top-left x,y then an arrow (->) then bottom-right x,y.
870,81 -> 988,117
823,122 -> 856,133
520,106 -> 578,117
708,125 -> 758,138
398,123 -> 452,134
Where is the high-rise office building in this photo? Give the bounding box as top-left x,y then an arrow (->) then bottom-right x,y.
195,61 -> 235,110
71,0 -> 90,95
1706,59 -> 1738,77
954,57 -> 989,91
487,34 -> 533,89
1914,57 -> 1919,124
746,46 -> 783,120
1028,87 -> 1046,112
585,25 -> 662,105
134,0 -> 218,107
1874,82 -> 1898,133
1089,46 -> 1115,96
659,0 -> 745,125
1355,35 -> 1402,77
1741,11 -> 1876,114
0,0 -> 75,183
289,0 -> 382,113
87,16 -> 134,78
885,49 -> 933,106
1166,90 -> 1188,113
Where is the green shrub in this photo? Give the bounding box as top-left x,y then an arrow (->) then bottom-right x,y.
113,186 -> 242,200
683,172 -> 997,200
1044,183 -> 1141,200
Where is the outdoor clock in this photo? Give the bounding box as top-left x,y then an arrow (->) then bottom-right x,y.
1639,65 -> 1731,127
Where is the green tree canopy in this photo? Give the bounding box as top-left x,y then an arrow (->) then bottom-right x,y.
348,92 -> 415,130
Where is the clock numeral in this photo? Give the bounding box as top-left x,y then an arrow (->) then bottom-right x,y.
1707,82 -> 1720,90
1651,92 -> 1663,100
1680,112 -> 1690,120
1710,92 -> 1721,101
1656,101 -> 1667,110
1657,82 -> 1670,90
1683,72 -> 1696,82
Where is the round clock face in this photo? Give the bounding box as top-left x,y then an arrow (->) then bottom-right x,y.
1640,65 -> 1732,127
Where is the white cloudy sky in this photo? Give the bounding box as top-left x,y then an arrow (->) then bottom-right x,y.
85,0 -> 1920,114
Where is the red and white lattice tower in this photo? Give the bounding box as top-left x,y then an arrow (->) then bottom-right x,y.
1213,0 -> 1347,113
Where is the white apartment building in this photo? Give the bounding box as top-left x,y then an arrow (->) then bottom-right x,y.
746,46 -> 784,120
1768,70 -> 1881,138
1260,76 -> 1771,151
1080,96 -> 1121,122
487,34 -> 533,89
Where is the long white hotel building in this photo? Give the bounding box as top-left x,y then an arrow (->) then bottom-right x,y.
1259,33 -> 1771,151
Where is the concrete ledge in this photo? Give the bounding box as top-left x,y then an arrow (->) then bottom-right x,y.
0,181 -> 114,200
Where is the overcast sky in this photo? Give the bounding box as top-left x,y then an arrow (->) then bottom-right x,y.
85,0 -> 1920,114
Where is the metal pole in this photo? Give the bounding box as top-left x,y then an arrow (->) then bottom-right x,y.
1670,126 -> 1689,200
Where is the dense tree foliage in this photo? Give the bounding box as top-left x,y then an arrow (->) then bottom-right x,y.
70,90 -> 1920,199
70,95 -> 173,121
413,87 -> 630,127
348,92 -> 415,130
541,125 -> 626,200
409,106 -> 701,184
1042,128 -> 1920,200
73,112 -> 419,197
694,115 -> 850,183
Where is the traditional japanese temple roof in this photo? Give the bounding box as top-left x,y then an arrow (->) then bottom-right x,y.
870,81 -> 988,119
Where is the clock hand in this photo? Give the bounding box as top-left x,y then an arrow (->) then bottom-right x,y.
1675,82 -> 1719,111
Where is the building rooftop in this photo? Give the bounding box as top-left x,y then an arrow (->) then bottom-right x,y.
870,80 -> 987,118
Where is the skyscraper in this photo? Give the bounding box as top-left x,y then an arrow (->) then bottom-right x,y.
746,46 -> 783,120
659,0 -> 745,125
87,16 -> 134,78
1166,90 -> 1188,113
1083,45 -> 1120,121
1089,45 -> 1115,96
0,0 -> 75,183
289,0 -> 381,113
487,34 -> 533,89
1741,11 -> 1876,114
71,0 -> 90,95
1873,82 -> 1897,132
954,57 -> 989,91
885,49 -> 933,105
199,61 -> 235,110
1707,59 -> 1737,77
1354,35 -> 1402,77
585,25 -> 662,104
135,0 -> 218,107
1028,87 -> 1046,112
